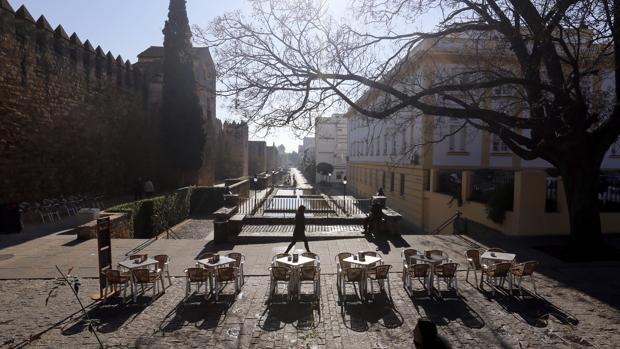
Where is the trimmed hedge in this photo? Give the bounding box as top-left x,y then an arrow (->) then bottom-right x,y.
190,186 -> 230,215
108,187 -> 194,238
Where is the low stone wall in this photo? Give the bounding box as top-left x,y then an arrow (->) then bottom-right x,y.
227,179 -> 249,198
75,212 -> 131,240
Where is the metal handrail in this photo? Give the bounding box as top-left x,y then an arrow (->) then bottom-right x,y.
429,210 -> 463,235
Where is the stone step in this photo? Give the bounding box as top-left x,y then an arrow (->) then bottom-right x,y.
231,224 -> 365,244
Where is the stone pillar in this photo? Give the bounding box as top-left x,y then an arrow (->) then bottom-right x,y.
429,169 -> 439,192
513,170 -> 547,235
461,171 -> 473,202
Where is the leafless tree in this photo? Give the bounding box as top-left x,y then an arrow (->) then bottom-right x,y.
197,0 -> 620,251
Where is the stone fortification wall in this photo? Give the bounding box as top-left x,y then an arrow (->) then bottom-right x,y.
248,141 -> 266,175
218,121 -> 248,179
0,4 -> 160,202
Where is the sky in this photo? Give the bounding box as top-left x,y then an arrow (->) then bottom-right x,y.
8,0 -> 350,152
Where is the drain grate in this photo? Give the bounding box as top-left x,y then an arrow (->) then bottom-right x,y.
0,254 -> 14,262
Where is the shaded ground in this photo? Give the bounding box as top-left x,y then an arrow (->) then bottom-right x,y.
0,269 -> 617,349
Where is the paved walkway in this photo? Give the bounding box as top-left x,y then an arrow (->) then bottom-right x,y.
1,264 -> 618,348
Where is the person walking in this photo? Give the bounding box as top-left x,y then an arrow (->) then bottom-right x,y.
284,205 -> 311,253
133,177 -> 143,201
143,179 -> 155,198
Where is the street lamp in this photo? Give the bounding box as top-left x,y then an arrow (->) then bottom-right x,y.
328,172 -> 332,186
253,174 -> 258,201
343,176 -> 348,215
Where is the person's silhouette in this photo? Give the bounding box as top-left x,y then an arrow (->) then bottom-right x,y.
284,205 -> 310,253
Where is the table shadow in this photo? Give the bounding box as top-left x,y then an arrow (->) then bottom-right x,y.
410,290 -> 485,329
258,294 -> 320,331
158,292 -> 234,333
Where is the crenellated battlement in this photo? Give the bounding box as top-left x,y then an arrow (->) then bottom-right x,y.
0,1 -> 144,89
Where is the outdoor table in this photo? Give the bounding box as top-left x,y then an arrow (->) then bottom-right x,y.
118,258 -> 159,302
196,256 -> 237,293
196,255 -> 237,269
409,254 -> 448,294
480,251 -> 516,264
275,255 -> 316,298
342,255 -> 383,300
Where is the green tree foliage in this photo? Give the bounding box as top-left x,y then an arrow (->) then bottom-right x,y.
316,162 -> 334,176
161,0 -> 205,171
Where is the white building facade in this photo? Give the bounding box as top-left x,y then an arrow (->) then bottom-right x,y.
346,33 -> 620,235
315,114 -> 348,181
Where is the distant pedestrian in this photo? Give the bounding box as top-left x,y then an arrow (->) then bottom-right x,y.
284,205 -> 310,253
377,187 -> 385,196
143,179 -> 155,198
413,318 -> 451,349
133,177 -> 144,201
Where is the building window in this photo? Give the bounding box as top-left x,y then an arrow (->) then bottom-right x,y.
391,136 -> 397,155
611,139 -> 620,156
382,171 -> 386,189
401,129 -> 407,154
383,136 -> 387,155
376,137 -> 380,156
491,133 -> 509,153
448,123 -> 467,152
400,173 -> 405,196
390,172 -> 395,192
370,139 -> 374,156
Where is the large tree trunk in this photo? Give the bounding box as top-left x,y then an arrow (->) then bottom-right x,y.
559,158 -> 604,253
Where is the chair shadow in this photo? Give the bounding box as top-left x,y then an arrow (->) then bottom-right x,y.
258,294 -> 320,331
61,297 -> 149,335
340,291 -> 404,332
481,286 -> 579,327
408,287 -> 485,329
158,292 -> 234,333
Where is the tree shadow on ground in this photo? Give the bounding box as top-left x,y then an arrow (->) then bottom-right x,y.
158,292 -> 234,333
339,288 -> 403,332
61,296 -> 152,336
194,241 -> 236,259
365,233 -> 411,255
408,288 -> 485,329
258,294 -> 320,331
480,286 -> 579,327
465,231 -> 620,311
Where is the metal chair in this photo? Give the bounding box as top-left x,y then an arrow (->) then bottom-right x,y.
335,252 -> 353,292
299,265 -> 321,300
131,268 -> 161,302
213,267 -> 240,302
269,266 -> 292,302
425,249 -> 446,259
481,262 -> 512,296
185,267 -> 210,299
434,262 -> 459,295
510,261 -> 538,297
227,252 -> 245,286
301,252 -> 320,266
406,264 -> 431,295
465,249 -> 482,285
272,253 -> 291,267
366,264 -> 392,302
340,267 -> 365,304
154,255 -> 172,287
105,270 -> 130,303
401,249 -> 418,283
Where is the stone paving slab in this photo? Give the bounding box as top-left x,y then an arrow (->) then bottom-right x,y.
1,270 -> 618,348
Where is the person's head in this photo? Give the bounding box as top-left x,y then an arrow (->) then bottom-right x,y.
298,205 -> 306,213
413,318 -> 438,349
377,187 -> 385,195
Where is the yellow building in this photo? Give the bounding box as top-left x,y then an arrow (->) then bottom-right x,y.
346,33 -> 620,235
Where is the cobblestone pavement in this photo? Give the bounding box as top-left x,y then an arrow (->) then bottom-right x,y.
1,265 -> 618,349
170,218 -> 214,240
